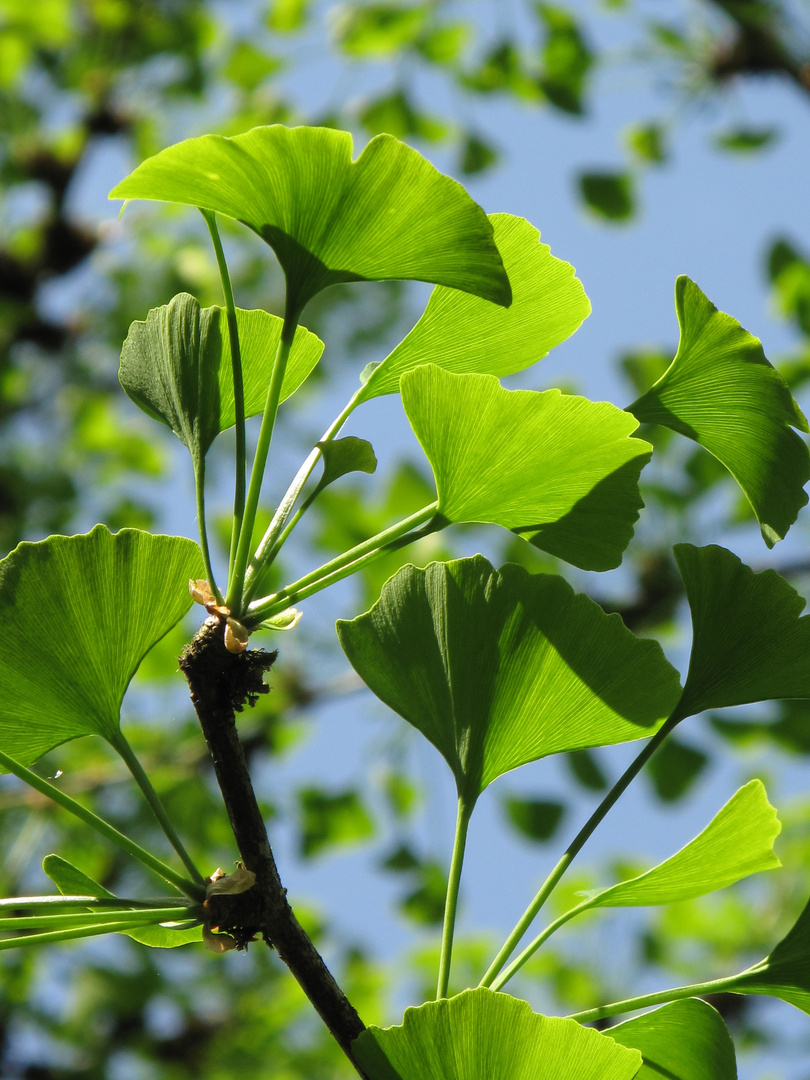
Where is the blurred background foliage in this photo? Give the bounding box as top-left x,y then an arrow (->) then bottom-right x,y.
1,0 -> 809,1076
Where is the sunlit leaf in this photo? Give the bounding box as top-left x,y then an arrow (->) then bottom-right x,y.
334,3 -> 429,56
337,557 -> 681,804
725,896 -> 810,1014
0,526 -> 203,766
352,988 -> 642,1080
110,126 -> 511,317
43,855 -> 201,948
582,781 -> 780,908
609,999 -> 736,1080
629,277 -> 810,546
119,293 -> 323,463
401,366 -> 651,570
357,215 -> 589,402
674,544 -> 810,718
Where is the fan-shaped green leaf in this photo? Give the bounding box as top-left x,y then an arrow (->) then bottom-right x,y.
583,780 -> 780,908
317,436 -> 377,488
0,526 -> 203,766
357,214 -> 589,401
352,988 -> 642,1080
629,277 -> 810,546
119,293 -> 324,462
725,896 -> 810,1014
110,125 -> 511,317
608,999 -> 736,1080
401,366 -> 651,570
674,543 -> 810,718
43,855 -> 201,948
336,557 -> 681,804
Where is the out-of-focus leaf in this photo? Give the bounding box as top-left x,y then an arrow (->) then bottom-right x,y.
337,557 -> 681,805
647,737 -> 708,802
714,127 -> 779,153
629,277 -> 809,545
503,797 -> 565,843
333,3 -> 429,56
459,133 -> 498,175
579,172 -> 635,221
110,126 -> 511,316
353,988 -> 642,1080
401,366 -> 650,570
609,999 -> 736,1080
266,0 -> 310,32
358,215 -> 589,401
567,748 -> 609,792
119,294 -> 324,462
624,123 -> 667,165
223,42 -> 283,91
0,526 -> 203,767
298,787 -> 375,858
358,89 -> 447,142
417,22 -> 470,64
674,544 -> 810,718
400,861 -> 447,925
536,3 -> 593,115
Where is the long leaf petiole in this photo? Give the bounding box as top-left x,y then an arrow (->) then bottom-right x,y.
246,502 -> 440,623
479,711 -> 684,988
437,797 -> 473,1000
0,748 -> 206,900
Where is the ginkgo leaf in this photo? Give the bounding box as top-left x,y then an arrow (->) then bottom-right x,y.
352,988 -> 642,1080
583,780 -> 780,908
0,526 -> 203,766
119,293 -> 324,463
356,214 -> 589,401
401,365 -> 651,570
317,436 -> 378,488
337,557 -> 681,805
728,896 -> 810,1014
43,855 -> 201,948
674,544 -> 810,719
110,125 -> 511,317
609,1000 -> 736,1080
628,276 -> 810,546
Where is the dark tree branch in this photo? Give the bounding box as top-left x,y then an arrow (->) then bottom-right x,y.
178,620 -> 367,1072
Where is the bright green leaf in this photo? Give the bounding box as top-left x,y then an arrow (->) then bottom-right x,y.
401,366 -> 651,570
352,988 -> 642,1080
728,896 -> 810,1014
357,214 -> 590,402
609,999 -> 736,1080
43,855 -> 202,948
119,293 -> 324,463
674,544 -> 810,718
317,437 -> 377,489
110,126 -> 511,317
0,526 -> 203,766
333,3 -> 429,57
359,89 -> 448,142
337,557 -> 681,804
629,277 -> 810,546
583,780 -> 780,908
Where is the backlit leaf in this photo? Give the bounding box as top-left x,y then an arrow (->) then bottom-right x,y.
119,293 -> 324,462
725,896 -> 810,1014
0,526 -> 203,766
357,215 -> 589,402
609,999 -> 736,1080
401,366 -> 651,570
352,988 -> 642,1080
674,544 -> 810,718
583,780 -> 780,908
337,557 -> 681,804
629,277 -> 810,546
110,126 -> 511,317
43,855 -> 201,948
